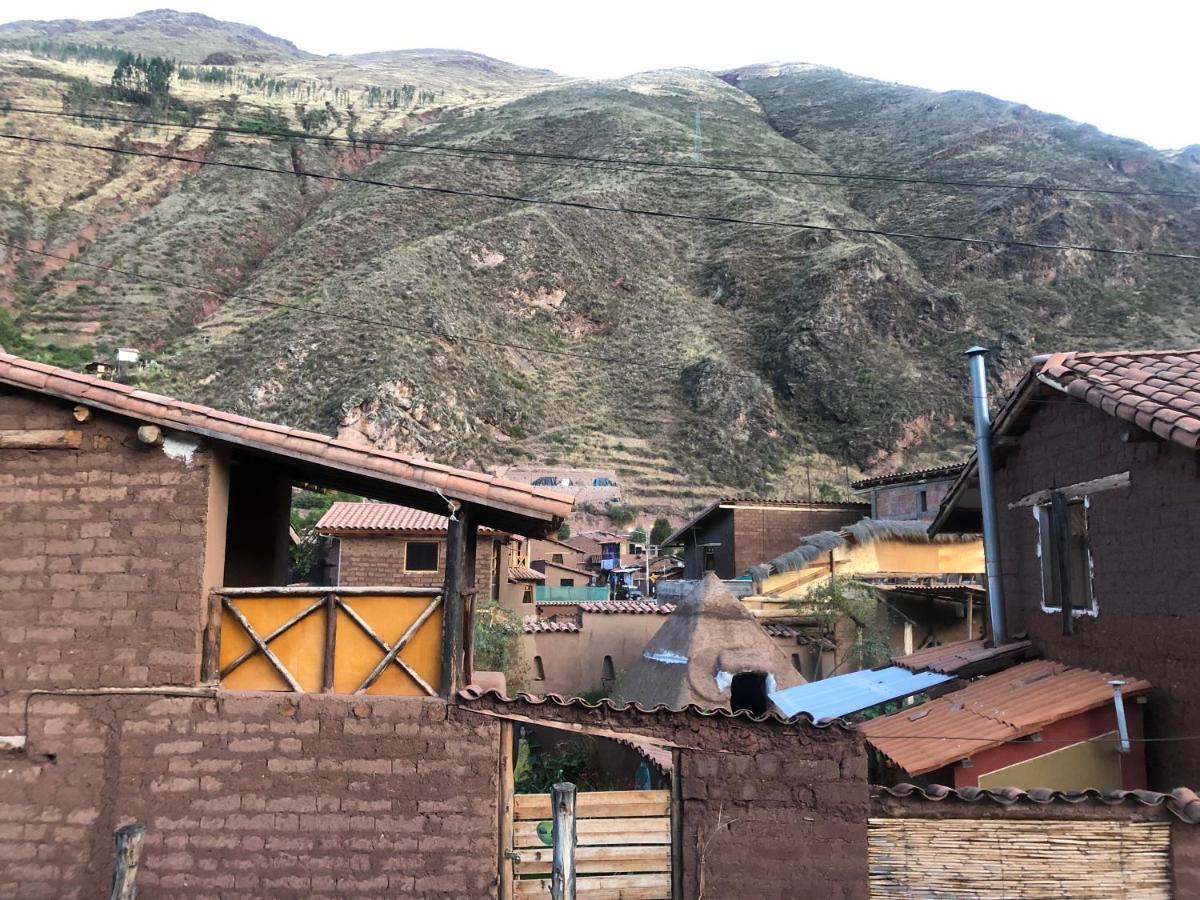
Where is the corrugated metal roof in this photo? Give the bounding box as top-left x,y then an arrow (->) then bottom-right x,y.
860,659 -> 1152,776
769,666 -> 951,720
892,638 -> 1035,676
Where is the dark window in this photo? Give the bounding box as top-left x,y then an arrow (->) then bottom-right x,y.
730,672 -> 769,717
791,653 -> 804,674
1037,497 -> 1093,612
917,489 -> 928,513
405,541 -> 439,572
602,655 -> 616,688
533,656 -> 545,680
522,586 -> 533,605
552,553 -> 564,564
702,546 -> 716,572
560,578 -> 575,588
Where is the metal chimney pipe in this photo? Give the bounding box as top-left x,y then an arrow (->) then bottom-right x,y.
1109,679 -> 1131,754
966,346 -> 1007,646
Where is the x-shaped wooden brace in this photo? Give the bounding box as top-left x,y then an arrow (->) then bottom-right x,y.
339,594 -> 442,695
219,595 -> 315,692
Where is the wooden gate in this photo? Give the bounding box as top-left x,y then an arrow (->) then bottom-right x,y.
506,789 -> 672,898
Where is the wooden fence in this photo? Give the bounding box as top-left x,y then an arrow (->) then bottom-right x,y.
205,587 -> 443,695
511,789 -> 672,898
869,818 -> 1171,898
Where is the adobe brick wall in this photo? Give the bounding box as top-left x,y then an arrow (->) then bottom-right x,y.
1,692 -> 501,898
467,695 -> 870,900
872,478 -> 953,521
0,391 -> 215,734
993,400 -> 1200,788
732,504 -> 869,578
336,533 -> 494,593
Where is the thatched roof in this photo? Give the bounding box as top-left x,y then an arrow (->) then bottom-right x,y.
749,518 -> 980,582
618,573 -> 805,712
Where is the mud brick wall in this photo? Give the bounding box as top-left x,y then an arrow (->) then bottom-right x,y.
0,391 -> 215,734
466,695 -> 870,900
872,478 -> 954,521
0,692 -> 501,899
336,534 -> 493,591
993,400 -> 1200,788
731,504 -> 868,577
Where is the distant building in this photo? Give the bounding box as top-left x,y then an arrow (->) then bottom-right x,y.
663,498 -> 868,580
851,464 -> 964,521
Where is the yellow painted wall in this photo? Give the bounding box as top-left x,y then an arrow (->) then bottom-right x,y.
978,733 -> 1124,791
219,593 -> 442,695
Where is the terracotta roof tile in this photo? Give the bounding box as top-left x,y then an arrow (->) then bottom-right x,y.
0,351 -> 572,531
522,617 -> 579,634
315,501 -> 478,533
581,601 -> 676,615
1037,349 -> 1200,449
850,463 -> 967,490
508,566 -> 545,582
874,784 -> 1200,824
861,660 -> 1151,776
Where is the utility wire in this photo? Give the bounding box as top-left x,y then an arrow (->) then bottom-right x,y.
9,103 -> 1200,200
3,131 -> 1199,261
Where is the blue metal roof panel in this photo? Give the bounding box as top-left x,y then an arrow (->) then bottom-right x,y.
769,666 -> 951,720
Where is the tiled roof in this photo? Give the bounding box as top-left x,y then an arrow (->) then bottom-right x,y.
1040,349 -> 1200,449
892,638 -> 1035,677
761,622 -> 805,637
851,463 -> 967,490
316,500 -> 499,534
0,351 -> 572,531
522,617 -> 580,634
875,784 -> 1200,825
457,686 -> 855,729
508,566 -> 545,582
581,601 -> 676,615
860,660 -> 1152,776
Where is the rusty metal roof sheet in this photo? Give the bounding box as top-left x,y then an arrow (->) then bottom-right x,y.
860,660 -> 1152,776
0,350 -> 572,531
851,463 -> 967,490
892,638 -> 1036,677
875,783 -> 1200,824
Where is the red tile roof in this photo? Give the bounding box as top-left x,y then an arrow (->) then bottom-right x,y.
1039,349 -> 1200,448
0,351 -> 572,531
508,566 -> 545,582
522,617 -> 580,634
851,463 -> 967,490
861,660 -> 1152,776
875,784 -> 1200,824
581,601 -> 676,615
316,501 -> 461,533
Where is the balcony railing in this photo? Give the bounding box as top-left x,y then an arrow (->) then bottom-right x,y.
202,586 -> 444,696
534,585 -> 610,603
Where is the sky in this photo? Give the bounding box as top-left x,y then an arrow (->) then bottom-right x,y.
7,0 -> 1199,148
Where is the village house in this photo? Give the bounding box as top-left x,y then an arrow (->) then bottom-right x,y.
931,348 -> 1200,789
851,463 -> 964,521
663,497 -> 868,581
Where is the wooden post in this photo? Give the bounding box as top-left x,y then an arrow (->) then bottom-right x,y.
440,502 -> 475,698
498,720 -> 515,900
110,822 -> 146,900
321,592 -> 337,693
670,749 -> 683,900
1049,491 -> 1074,636
200,591 -> 223,684
550,782 -> 577,900
967,593 -> 975,640
462,521 -> 479,686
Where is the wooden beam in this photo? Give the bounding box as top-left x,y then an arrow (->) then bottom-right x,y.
136,424 -> 163,446
321,592 -> 337,693
1049,491 -> 1074,637
221,596 -> 303,691
200,590 -> 223,684
337,596 -> 439,696
551,782 -> 577,900
440,502 -> 475,698
670,749 -> 683,900
1009,471 -> 1129,509
109,822 -> 146,900
219,595 -> 326,679
72,405 -> 93,423
355,595 -> 442,694
499,719 -> 515,900
0,429 -> 83,449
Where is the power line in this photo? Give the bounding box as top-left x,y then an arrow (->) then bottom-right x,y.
9,103 -> 1200,200
3,130 -> 1199,261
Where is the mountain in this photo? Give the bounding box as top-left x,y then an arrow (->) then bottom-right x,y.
1,13 -> 1198,517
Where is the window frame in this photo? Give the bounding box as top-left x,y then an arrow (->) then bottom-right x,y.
1033,497 -> 1097,618
403,540 -> 441,573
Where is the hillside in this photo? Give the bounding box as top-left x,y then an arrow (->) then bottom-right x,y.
1,14 -> 1198,518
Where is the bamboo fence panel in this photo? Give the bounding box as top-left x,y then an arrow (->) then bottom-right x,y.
869,818 -> 1171,899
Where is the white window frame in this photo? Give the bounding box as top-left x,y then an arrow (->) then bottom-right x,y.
1033,497 -> 1098,618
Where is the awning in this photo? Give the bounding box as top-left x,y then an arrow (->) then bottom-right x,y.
769,666 -> 951,721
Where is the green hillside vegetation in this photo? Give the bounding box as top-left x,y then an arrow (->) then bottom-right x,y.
1,16 -> 1197,515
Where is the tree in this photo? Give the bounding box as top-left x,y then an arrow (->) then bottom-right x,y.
473,603 -> 526,689
629,526 -> 647,546
649,517 -> 672,548
557,521 -> 571,540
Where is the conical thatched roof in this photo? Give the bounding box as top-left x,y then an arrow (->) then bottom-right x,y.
619,573 -> 805,712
